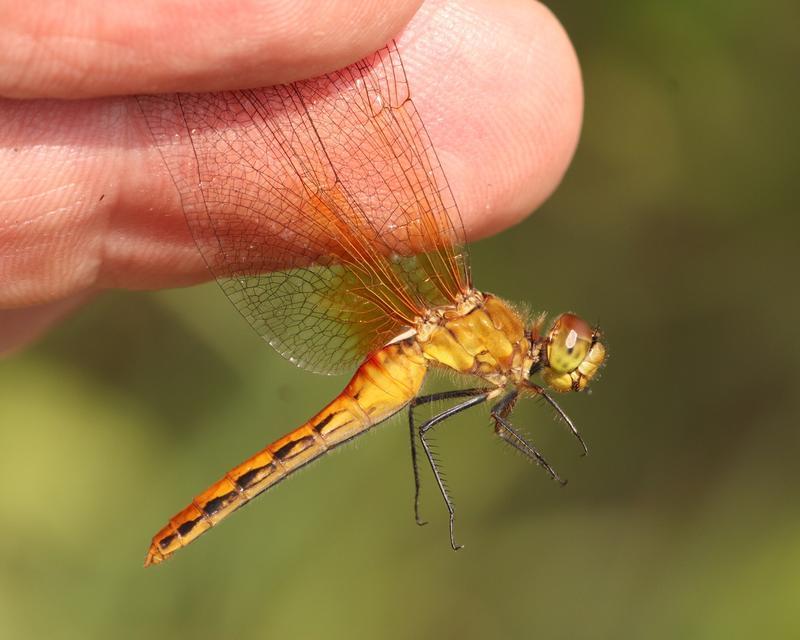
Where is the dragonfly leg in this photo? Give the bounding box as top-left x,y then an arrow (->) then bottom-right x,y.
491,390 -> 567,486
409,388 -> 489,526
521,380 -> 588,456
416,391 -> 491,550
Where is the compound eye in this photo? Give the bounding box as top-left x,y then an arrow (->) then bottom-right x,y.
547,313 -> 593,374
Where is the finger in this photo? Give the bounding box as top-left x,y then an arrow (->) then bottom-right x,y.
403,0 -> 583,240
0,0 -> 423,99
0,0 -> 582,345
0,294 -> 89,355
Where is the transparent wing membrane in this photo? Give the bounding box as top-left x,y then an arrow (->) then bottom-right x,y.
139,43 -> 471,374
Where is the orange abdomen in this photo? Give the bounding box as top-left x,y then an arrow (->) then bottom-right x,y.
145,340 -> 427,566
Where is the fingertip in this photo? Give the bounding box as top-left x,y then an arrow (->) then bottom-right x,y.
401,0 -> 584,240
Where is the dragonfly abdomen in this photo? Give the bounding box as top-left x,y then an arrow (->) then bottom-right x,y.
144,339 -> 427,566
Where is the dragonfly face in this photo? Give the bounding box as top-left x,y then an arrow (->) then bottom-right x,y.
537,313 -> 606,393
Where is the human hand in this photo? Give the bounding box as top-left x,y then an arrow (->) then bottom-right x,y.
0,0 -> 582,353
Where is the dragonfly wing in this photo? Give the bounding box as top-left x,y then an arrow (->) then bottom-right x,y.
138,42 -> 471,374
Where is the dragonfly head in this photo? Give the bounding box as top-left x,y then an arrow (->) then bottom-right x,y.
535,313 -> 605,392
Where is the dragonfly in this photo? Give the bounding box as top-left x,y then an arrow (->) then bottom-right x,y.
138,41 -> 605,567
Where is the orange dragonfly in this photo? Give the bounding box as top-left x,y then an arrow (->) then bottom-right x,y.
138,41 -> 605,566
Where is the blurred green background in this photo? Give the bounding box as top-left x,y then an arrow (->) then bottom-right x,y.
2,2 -> 799,638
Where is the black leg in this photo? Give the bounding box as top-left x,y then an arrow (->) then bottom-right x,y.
522,381 -> 588,456
408,388 -> 488,527
491,390 -> 567,485
417,392 -> 491,550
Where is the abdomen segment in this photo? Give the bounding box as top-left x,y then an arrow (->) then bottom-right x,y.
145,340 -> 426,566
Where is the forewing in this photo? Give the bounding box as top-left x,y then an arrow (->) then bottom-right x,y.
138,42 -> 471,374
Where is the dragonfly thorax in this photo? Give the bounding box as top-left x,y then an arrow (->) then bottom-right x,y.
413,292 -> 533,386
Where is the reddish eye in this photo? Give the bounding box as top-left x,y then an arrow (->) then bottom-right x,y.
547,313 -> 592,374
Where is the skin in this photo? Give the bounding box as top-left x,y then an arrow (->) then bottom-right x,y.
0,0 -> 583,353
